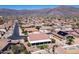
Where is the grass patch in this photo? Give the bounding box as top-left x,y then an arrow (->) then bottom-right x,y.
22,31 -> 28,35
37,44 -> 48,49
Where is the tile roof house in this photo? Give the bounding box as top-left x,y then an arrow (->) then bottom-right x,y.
0,23 -> 6,38
27,32 -> 51,45
74,29 -> 79,34
53,24 -> 73,32
67,31 -> 79,37
55,44 -> 79,54
24,28 -> 38,33
21,24 -> 34,28
39,26 -> 52,34
0,20 -> 14,38
0,39 -> 9,52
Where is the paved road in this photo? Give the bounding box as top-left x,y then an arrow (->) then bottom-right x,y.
8,20 -> 23,40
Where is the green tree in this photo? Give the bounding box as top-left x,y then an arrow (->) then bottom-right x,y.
66,36 -> 75,45
51,38 -> 56,43
76,23 -> 79,28
36,26 -> 41,30
52,45 -> 58,54
11,45 -> 19,54
24,31 -> 28,35
27,43 -> 32,47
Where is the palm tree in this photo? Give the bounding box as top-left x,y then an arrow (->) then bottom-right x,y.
66,36 -> 75,45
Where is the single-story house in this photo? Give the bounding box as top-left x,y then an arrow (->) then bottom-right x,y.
27,32 -> 51,45
0,39 -> 9,53
39,26 -> 52,34
0,24 -> 6,38
24,28 -> 38,33
74,29 -> 79,34
21,24 -> 34,28
53,25 -> 73,32
55,45 -> 79,54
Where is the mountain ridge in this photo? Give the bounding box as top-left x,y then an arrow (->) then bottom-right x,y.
0,6 -> 79,16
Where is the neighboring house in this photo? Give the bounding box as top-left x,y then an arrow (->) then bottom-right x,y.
0,24 -> 6,38
24,28 -> 38,33
74,29 -> 79,34
50,33 -> 66,46
0,39 -> 9,53
6,20 -> 13,29
53,25 -> 73,32
27,32 -> 51,45
21,24 -> 34,28
0,20 -> 13,38
61,25 -> 73,31
67,31 -> 79,37
39,26 -> 52,34
53,25 -> 61,32
55,45 -> 79,54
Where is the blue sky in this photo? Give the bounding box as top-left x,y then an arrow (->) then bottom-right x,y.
0,5 -> 58,10
0,5 -> 79,10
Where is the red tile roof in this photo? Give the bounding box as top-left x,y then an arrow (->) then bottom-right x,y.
28,32 -> 49,41
55,46 -> 79,54
0,39 -> 9,50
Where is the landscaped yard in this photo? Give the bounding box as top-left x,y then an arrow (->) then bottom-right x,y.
37,44 -> 48,49
2,43 -> 30,54
22,31 -> 28,35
